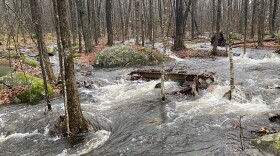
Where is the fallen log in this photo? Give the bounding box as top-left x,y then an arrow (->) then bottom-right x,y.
129,69 -> 214,83
233,38 -> 276,46
130,69 -> 215,97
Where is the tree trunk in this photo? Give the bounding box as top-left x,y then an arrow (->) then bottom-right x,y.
160,0 -> 168,101
250,0 -> 257,38
76,0 -> 93,52
118,0 -> 125,43
141,13 -> 145,47
257,0 -> 265,46
243,0 -> 248,56
69,0 -> 78,46
272,0 -> 279,36
212,0 -> 221,55
228,0 -> 234,100
191,0 -> 197,39
125,0 -> 132,40
106,0 -> 113,46
135,0 -> 140,45
173,0 -> 185,50
51,0 -> 70,136
57,0 -> 88,136
29,0 -> 51,110
212,0 -> 216,36
148,0 -> 154,46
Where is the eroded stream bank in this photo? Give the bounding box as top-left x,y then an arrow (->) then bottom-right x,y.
0,45 -> 280,155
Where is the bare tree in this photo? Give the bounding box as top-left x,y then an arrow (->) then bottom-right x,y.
251,0 -> 257,38
212,0 -> 221,55
29,0 -> 52,110
228,0 -> 234,100
257,0 -> 265,46
173,0 -> 185,50
243,0 -> 248,56
271,0 -> 279,36
106,0 -> 113,46
56,0 -> 88,136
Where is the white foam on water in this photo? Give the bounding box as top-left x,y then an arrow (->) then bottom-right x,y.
91,80 -> 178,111
57,130 -> 111,156
176,85 -> 271,118
0,131 -> 41,144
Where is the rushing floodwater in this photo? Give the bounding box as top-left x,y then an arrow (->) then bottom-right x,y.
0,43 -> 280,156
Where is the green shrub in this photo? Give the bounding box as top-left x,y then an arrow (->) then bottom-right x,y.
93,45 -> 146,68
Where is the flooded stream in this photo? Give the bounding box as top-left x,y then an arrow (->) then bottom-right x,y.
0,44 -> 280,155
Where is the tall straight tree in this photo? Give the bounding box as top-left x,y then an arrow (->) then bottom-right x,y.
228,0 -> 234,100
257,0 -> 265,46
29,0 -> 52,110
271,0 -> 279,36
56,0 -> 88,136
76,0 -> 93,52
173,0 -> 185,50
135,0 -> 140,45
251,0 -> 257,38
212,0 -> 221,55
106,0 -> 113,46
243,0 -> 248,56
212,0 -> 216,36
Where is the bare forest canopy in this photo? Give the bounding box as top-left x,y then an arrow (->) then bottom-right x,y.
0,0 -> 279,46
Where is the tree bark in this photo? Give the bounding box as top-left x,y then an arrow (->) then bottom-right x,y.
29,0 -> 51,110
257,0 -> 265,46
57,0 -> 88,136
243,0 -> 248,56
228,0 -> 234,100
135,0 -> 140,45
212,0 -> 221,55
106,0 -> 113,46
272,0 -> 279,36
251,0 -> 257,38
212,0 -> 216,36
125,0 -> 132,40
76,0 -> 93,52
173,0 -> 185,50
118,0 -> 125,43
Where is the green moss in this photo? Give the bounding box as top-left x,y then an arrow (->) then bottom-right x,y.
1,72 -> 54,104
21,56 -> 38,67
253,132 -> 280,155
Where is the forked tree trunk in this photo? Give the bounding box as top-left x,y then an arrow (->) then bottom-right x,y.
56,0 -> 88,136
